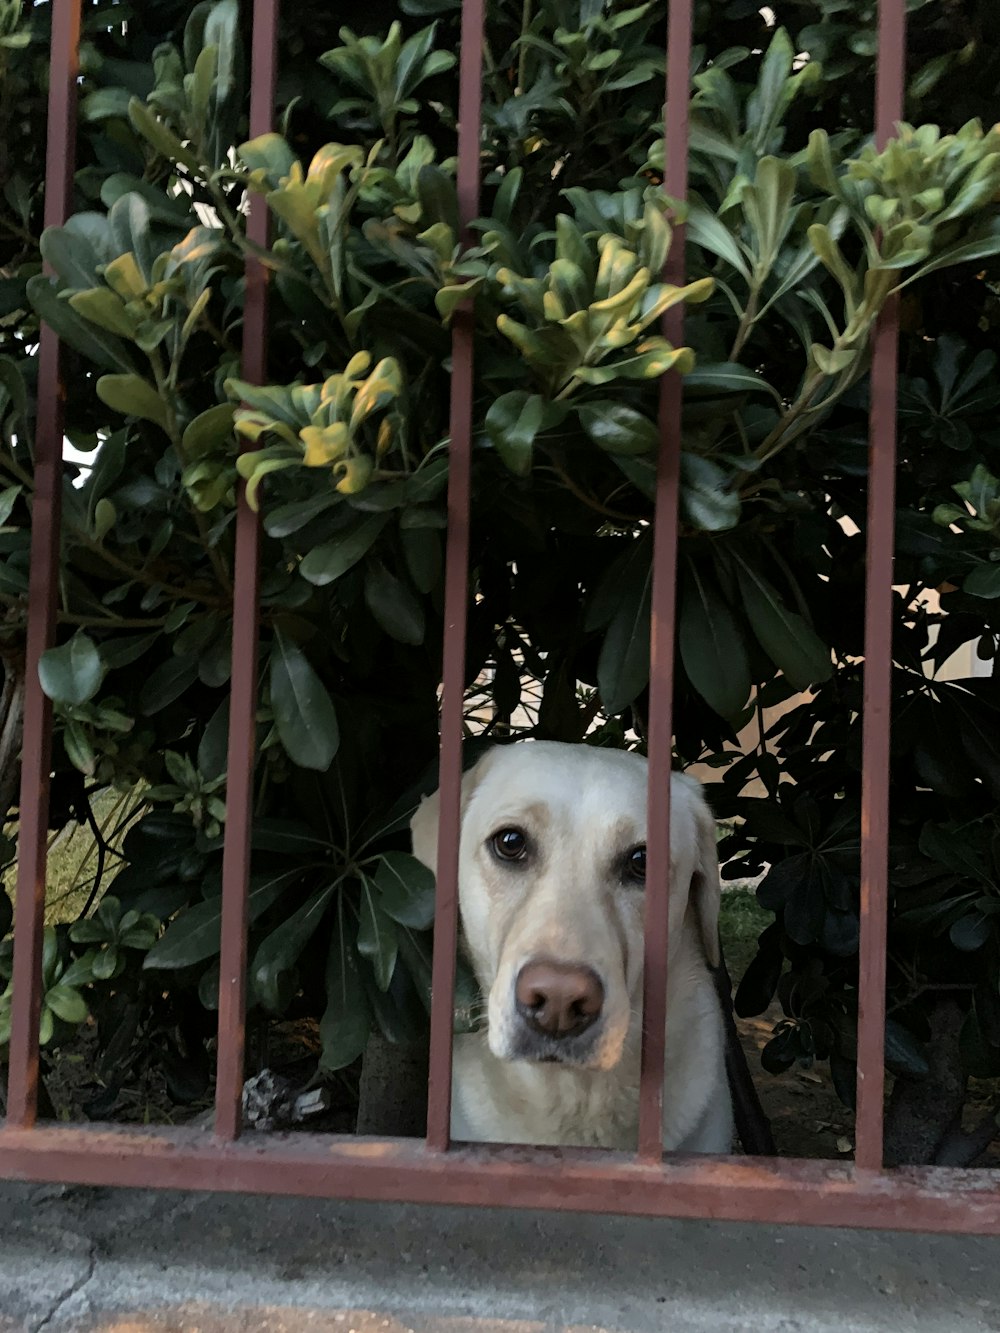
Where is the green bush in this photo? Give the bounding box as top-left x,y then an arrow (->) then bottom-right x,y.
1,0 -> 999,1155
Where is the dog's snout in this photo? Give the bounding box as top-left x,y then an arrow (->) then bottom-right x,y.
515,961 -> 604,1039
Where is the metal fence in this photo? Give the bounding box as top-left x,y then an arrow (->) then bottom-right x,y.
4,0 -> 1000,1235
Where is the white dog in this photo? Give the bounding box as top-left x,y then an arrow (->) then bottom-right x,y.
410,741 -> 734,1153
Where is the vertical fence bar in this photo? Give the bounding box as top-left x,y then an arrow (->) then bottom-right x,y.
214,0 -> 281,1141
425,0 -> 486,1153
5,0 -> 82,1129
855,0 -> 906,1173
637,0 -> 694,1163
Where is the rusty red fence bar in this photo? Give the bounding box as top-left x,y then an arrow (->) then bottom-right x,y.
638,0 -> 694,1164
425,0 -> 487,1154
854,0 -> 907,1174
3,1125 -> 1000,1234
214,0 -> 282,1143
4,0 -> 83,1130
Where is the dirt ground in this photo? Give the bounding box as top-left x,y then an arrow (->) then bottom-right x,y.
735,1004 -> 856,1159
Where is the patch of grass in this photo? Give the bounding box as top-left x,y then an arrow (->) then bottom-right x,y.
4,788 -> 141,927
719,886 -> 771,984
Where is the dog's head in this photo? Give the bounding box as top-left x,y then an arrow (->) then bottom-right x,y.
410,741 -> 721,1072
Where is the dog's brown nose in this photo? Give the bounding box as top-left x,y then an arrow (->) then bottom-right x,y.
515,961 -> 604,1039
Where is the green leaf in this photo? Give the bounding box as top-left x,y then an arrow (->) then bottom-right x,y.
585,535 -> 647,631
93,498 -> 116,541
372,851 -> 436,929
435,278 -> 483,322
884,1018 -> 930,1079
610,453 -> 656,501
60,953 -> 96,987
239,132 -> 297,188
251,883 -> 335,1014
320,917 -> 370,1071
485,390 -> 546,477
597,539 -> 652,715
40,225 -> 104,290
270,629 -> 340,771
681,455 -> 741,532
139,654 -> 199,715
964,564 -> 1000,599
685,203 -> 752,281
68,917 -> 107,945
228,383 -> 300,432
679,562 -> 751,720
128,97 -> 201,172
45,985 -> 88,1026
101,630 -> 161,671
39,633 -> 105,706
63,721 -> 97,777
575,342 -> 694,384
263,492 -> 337,538
0,889 -> 10,940
144,869 -> 301,969
904,230 -> 1000,285
950,910 -> 992,952
92,946 -> 121,980
417,164 -> 459,234
742,155 -> 796,267
683,362 -> 778,398
735,558 -> 832,691
28,276 -> 136,374
746,28 -> 794,152
364,564 -> 426,645
401,526 -> 441,594
808,223 -> 859,306
182,404 -> 236,458
394,924 -> 435,1017
577,403 -> 658,455
69,288 -> 136,338
299,513 -> 389,586
357,876 -> 398,991
811,344 -> 856,376
96,374 -> 168,431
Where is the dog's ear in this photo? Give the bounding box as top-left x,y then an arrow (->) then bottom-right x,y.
410,786 -> 442,873
410,749 -> 496,874
689,786 -> 722,969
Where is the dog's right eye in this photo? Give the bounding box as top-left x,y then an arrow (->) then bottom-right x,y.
490,827 -> 528,862
625,845 -> 647,883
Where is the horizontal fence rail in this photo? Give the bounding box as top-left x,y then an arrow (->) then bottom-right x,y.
4,0 -> 998,1236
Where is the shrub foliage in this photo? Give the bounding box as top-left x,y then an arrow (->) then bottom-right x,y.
1,0 -> 999,1152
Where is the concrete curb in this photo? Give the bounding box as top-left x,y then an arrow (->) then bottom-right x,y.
2,1181 -> 998,1332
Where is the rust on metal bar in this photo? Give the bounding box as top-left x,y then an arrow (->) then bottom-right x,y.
5,0 -> 83,1130
425,0 -> 486,1154
638,0 -> 694,1164
214,0 -> 281,1142
855,0 -> 907,1174
3,1123 -> 1000,1234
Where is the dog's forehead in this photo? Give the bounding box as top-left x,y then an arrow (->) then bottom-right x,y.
467,743 -> 648,833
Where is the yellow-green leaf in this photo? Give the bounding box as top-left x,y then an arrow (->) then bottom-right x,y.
68,288 -> 136,338
96,374 -> 168,430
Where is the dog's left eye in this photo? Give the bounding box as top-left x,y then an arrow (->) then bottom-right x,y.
626,845 -> 646,882
490,827 -> 528,861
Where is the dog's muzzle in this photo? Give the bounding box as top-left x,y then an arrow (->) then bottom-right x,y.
508,959 -> 605,1063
